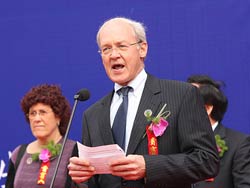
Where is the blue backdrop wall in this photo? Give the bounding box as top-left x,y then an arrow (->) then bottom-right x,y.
0,0 -> 249,186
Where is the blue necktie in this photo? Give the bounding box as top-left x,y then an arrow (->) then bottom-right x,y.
112,86 -> 131,150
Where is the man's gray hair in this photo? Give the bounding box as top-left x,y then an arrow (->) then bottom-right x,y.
96,17 -> 147,47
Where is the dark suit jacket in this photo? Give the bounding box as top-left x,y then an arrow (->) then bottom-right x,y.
193,123 -> 250,188
82,74 -> 219,188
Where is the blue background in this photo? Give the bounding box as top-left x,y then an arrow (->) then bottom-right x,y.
0,1 -> 249,186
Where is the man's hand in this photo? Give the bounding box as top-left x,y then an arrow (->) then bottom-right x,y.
68,157 -> 95,183
109,154 -> 146,180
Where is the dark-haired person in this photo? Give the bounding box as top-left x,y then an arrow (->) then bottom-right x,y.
188,75 -> 250,188
67,17 -> 219,188
5,84 -> 80,188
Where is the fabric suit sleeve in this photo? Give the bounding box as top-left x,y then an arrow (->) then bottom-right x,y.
143,85 -> 219,186
232,136 -> 250,187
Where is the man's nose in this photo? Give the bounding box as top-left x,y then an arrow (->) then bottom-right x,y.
109,47 -> 121,57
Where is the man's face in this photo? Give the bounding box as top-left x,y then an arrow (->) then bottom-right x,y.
98,20 -> 147,86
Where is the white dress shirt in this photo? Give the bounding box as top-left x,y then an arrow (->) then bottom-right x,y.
110,69 -> 147,152
212,121 -> 219,131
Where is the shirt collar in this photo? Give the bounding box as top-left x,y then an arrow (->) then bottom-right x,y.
211,121 -> 219,131
114,69 -> 147,94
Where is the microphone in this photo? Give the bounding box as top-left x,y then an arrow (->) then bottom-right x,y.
74,89 -> 90,101
49,89 -> 90,188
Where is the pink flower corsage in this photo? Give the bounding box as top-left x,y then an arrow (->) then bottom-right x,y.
30,141 -> 62,185
144,104 -> 171,155
39,149 -> 51,163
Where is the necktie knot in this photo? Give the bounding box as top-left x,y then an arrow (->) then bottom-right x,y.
117,86 -> 132,97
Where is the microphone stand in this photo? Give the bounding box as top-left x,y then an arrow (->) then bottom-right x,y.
49,97 -> 80,188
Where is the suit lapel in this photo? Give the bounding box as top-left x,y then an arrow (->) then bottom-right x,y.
214,123 -> 226,139
99,92 -> 115,145
127,75 -> 163,154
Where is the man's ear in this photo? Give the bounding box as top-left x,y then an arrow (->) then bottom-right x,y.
205,104 -> 213,116
139,41 -> 148,58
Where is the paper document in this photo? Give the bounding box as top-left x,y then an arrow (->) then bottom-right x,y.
77,142 -> 125,174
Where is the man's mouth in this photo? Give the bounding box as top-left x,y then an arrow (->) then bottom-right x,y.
112,64 -> 124,70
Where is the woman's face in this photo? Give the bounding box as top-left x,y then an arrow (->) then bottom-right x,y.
28,103 -> 61,141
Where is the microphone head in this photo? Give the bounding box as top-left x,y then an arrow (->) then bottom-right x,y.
74,89 -> 90,101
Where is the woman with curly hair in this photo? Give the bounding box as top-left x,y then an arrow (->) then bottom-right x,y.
5,84 -> 81,188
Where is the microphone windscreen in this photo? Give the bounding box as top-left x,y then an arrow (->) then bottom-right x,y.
74,89 -> 90,101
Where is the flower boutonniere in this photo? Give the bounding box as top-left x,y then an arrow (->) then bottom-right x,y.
215,134 -> 228,157
144,104 -> 171,155
32,140 -> 62,162
204,135 -> 228,182
31,141 -> 61,185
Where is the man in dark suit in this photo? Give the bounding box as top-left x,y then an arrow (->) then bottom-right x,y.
188,75 -> 250,188
68,17 -> 219,188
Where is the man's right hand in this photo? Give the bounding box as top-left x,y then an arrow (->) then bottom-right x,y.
68,157 -> 96,183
